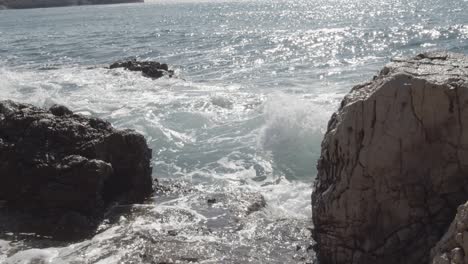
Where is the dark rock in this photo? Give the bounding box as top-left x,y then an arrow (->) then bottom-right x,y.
415,52 -> 448,60
182,257 -> 199,262
55,211 -> 94,239
110,59 -> 174,79
246,195 -> 266,214
0,100 -> 153,239
312,52 -> 468,264
160,63 -> 169,71
49,104 -> 73,116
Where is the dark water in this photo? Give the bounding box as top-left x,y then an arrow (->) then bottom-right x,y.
0,0 -> 467,262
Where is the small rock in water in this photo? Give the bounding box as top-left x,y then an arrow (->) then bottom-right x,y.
109,58 -> 174,79
167,230 -> 177,236
246,195 -> 266,214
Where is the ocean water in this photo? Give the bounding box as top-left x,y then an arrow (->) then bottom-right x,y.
0,0 -> 467,263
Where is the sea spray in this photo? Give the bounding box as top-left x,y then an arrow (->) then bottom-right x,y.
258,92 -> 334,179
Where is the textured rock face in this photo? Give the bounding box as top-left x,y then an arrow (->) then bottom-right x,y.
0,100 -> 152,237
431,201 -> 468,264
312,52 -> 468,264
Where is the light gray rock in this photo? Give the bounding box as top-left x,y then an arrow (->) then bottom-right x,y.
312,52 -> 468,264
431,201 -> 468,264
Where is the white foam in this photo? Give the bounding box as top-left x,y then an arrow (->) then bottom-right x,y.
0,239 -> 11,263
261,178 -> 312,219
0,65 -> 320,261
4,248 -> 59,264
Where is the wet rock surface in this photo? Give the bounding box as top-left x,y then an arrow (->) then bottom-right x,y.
1,179 -> 315,263
110,59 -> 174,79
312,52 -> 468,264
0,100 -> 153,239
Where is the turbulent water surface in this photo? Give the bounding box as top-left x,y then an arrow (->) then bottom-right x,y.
0,0 -> 467,263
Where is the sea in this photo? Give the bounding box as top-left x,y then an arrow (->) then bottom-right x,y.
0,0 -> 467,263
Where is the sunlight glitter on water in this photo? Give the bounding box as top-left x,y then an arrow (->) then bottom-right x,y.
0,0 -> 467,262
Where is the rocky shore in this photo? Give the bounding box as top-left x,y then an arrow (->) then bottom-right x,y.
312,52 -> 468,264
0,0 -> 143,9
0,100 -> 153,239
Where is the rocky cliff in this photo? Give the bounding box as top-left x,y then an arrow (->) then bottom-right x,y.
312,52 -> 468,264
0,0 -> 142,9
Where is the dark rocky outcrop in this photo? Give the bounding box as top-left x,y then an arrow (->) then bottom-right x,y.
312,52 -> 468,264
110,59 -> 174,79
0,0 -> 143,9
0,100 -> 153,239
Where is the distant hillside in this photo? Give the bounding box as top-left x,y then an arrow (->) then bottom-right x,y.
0,0 -> 143,9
